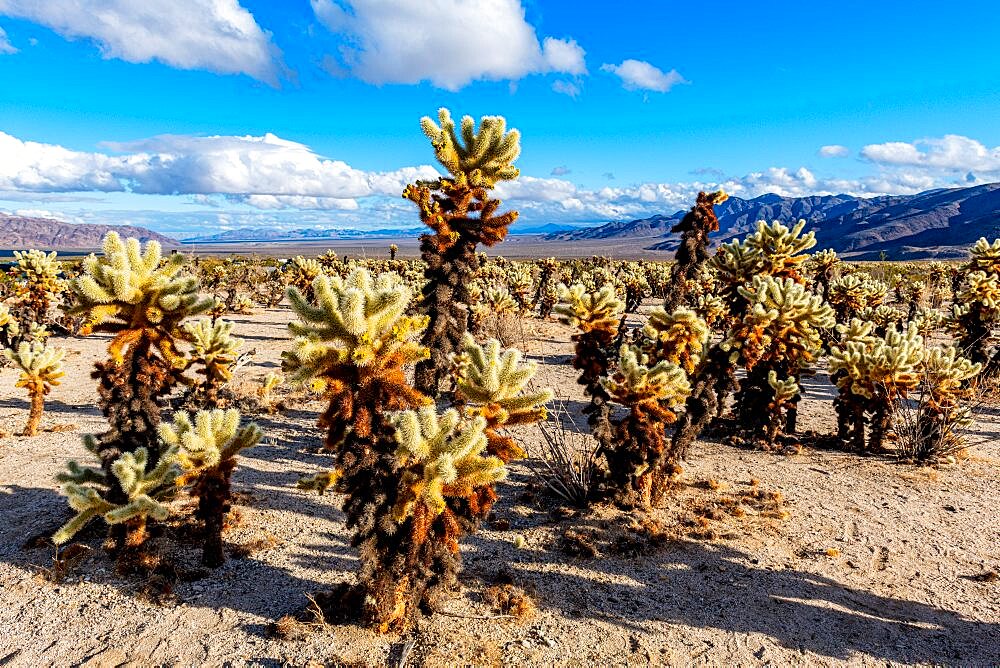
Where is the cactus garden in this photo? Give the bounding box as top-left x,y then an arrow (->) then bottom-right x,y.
0,111 -> 998,666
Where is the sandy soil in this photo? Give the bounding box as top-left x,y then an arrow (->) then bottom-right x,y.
0,305 -> 998,667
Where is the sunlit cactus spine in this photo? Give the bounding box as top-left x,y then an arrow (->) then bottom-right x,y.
663,190 -> 728,311
827,274 -> 889,323
405,108 -> 521,397
601,346 -> 691,506
57,232 -> 211,559
184,318 -> 243,409
3,340 -> 65,436
453,333 -> 553,462
161,409 -> 262,567
554,283 -> 624,445
639,307 -> 709,374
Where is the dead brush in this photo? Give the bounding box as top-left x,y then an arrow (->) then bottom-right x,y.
893,374 -> 993,464
31,543 -> 92,584
527,400 -> 601,507
474,309 -> 528,349
482,584 -> 536,622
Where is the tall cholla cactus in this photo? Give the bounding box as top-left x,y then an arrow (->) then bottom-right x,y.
554,283 -> 624,444
4,340 -> 65,436
601,346 -> 691,506
534,257 -> 561,318
949,239 -> 1000,372
663,190 -> 728,311
405,108 -> 521,396
184,318 -> 242,408
284,267 -> 438,630
10,249 -> 64,334
287,256 -> 325,301
56,233 -> 211,559
160,409 -> 261,567
829,321 -> 924,451
967,237 -> 1000,275
54,440 -> 179,551
724,276 -> 835,443
453,333 -> 553,462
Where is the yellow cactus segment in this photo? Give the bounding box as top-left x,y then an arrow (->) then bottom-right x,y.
13,249 -> 64,295
159,409 -> 262,472
744,219 -> 817,276
282,268 -> 430,383
827,274 -> 890,313
389,406 -> 504,520
767,371 -> 799,405
640,307 -> 709,373
921,346 -> 982,411
420,108 -> 521,187
297,469 -> 342,495
4,340 -> 65,388
967,237 -> 1000,276
70,232 -> 212,363
602,346 -> 691,411
185,318 -> 242,381
455,333 -> 553,422
553,283 -> 624,334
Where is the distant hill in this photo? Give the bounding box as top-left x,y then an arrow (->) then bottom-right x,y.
0,213 -> 177,249
549,183 -> 1000,259
184,222 -> 582,243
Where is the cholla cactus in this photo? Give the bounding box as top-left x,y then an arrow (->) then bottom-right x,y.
913,306 -> 943,337
406,109 -> 521,396
809,248 -> 840,297
827,274 -> 889,323
639,307 -> 708,374
949,270 -> 1000,370
857,305 -> 905,334
287,256 -> 325,300
257,371 -> 283,411
967,237 -> 1000,276
453,333 -> 553,462
766,372 -> 799,444
10,249 -> 63,334
4,341 -> 65,436
554,283 -> 624,444
58,233 -> 210,560
184,319 -> 242,408
284,267 -> 440,631
534,257 -> 561,318
160,409 -> 261,566
829,321 -> 924,451
53,442 -> 179,554
389,244 -> 399,261
619,263 -> 650,313
724,276 -> 835,442
663,191 -> 728,311
745,219 -> 817,280
0,303 -> 20,350
601,347 -> 691,506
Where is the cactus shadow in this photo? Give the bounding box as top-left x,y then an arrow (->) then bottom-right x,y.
0,397 -> 102,419
462,523 -> 1000,664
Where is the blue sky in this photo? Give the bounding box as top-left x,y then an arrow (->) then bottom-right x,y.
0,0 -> 998,237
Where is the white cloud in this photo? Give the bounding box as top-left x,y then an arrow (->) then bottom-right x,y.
551,79 -> 581,98
0,25 -> 16,53
0,0 -> 282,83
818,144 -> 849,158
0,130 -> 440,198
550,166 -> 571,176
310,0 -> 586,90
600,59 -> 685,93
861,134 -> 1000,173
233,195 -> 360,211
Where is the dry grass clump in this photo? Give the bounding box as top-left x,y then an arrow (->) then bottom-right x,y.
482,584 -> 537,622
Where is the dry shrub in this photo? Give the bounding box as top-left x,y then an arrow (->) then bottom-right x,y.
528,400 -> 600,507
475,310 -> 527,349
560,529 -> 599,558
894,376 -> 993,464
482,584 -> 536,622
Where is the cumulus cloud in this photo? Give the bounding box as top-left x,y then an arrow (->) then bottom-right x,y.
0,130 -> 439,200
818,144 -> 849,158
600,59 -> 685,93
861,134 -> 1000,173
0,0 -> 283,83
310,0 -> 586,89
0,25 -> 16,53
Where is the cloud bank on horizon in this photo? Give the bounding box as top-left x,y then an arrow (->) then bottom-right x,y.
0,0 -> 997,235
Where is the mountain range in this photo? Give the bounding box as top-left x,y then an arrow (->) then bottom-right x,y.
0,213 -> 177,249
548,182 -> 1000,259
182,221 -> 582,243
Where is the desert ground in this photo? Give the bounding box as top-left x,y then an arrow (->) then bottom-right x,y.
0,303 -> 998,667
